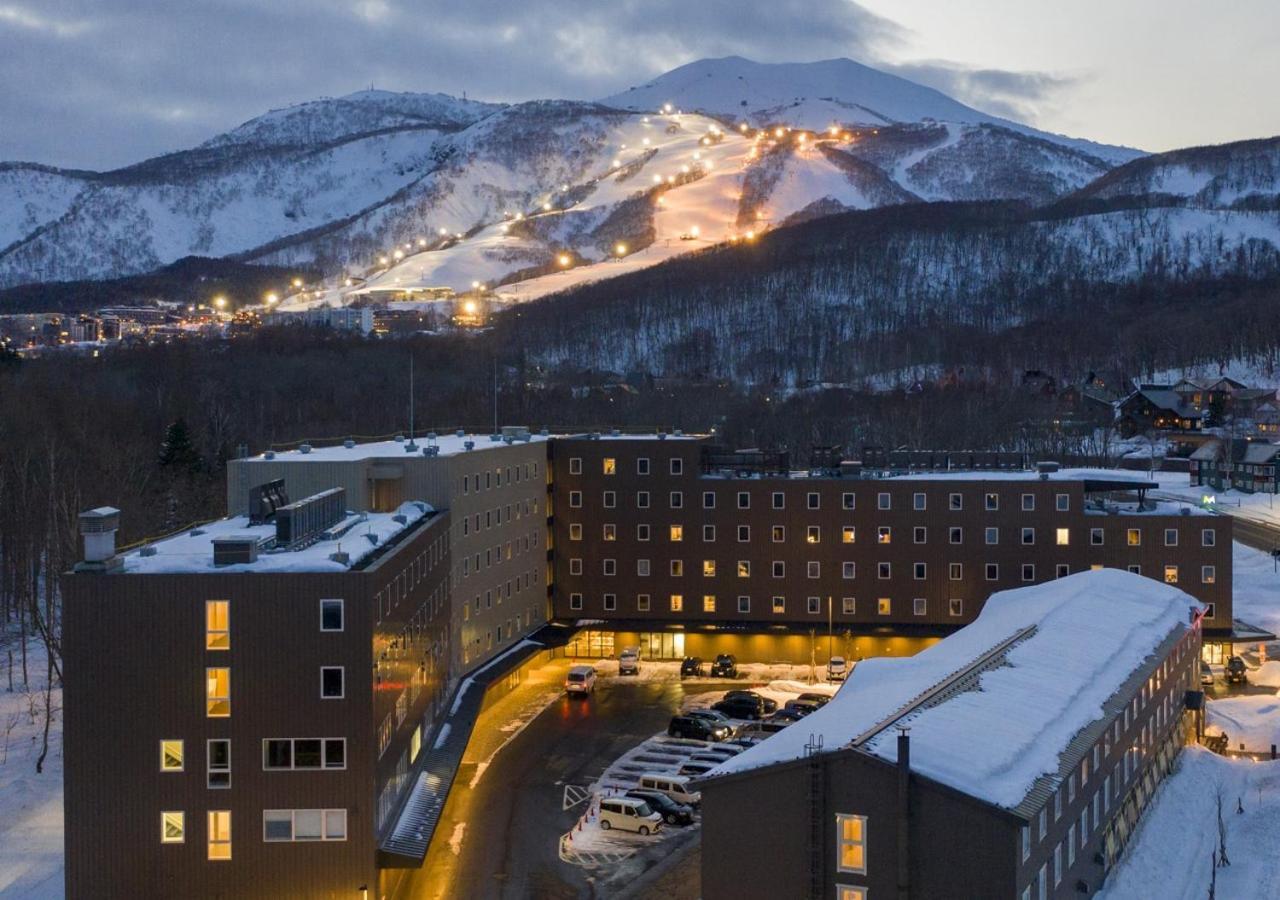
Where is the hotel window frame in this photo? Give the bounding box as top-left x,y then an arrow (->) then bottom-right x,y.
569,490 -> 582,508
772,596 -> 786,614
1202,528 -> 1216,547
807,525 -> 821,544
1055,528 -> 1070,546
772,525 -> 786,543
912,597 -> 926,616
602,523 -> 617,541
913,492 -> 927,511
949,562 -> 963,581
986,563 -> 999,581
206,667 -> 231,718
637,524 -> 650,541
1164,565 -> 1178,584
772,491 -> 785,510
603,491 -> 616,509
636,491 -> 650,509
1021,527 -> 1035,545
807,561 -> 820,579
1021,493 -> 1035,511
737,595 -> 751,613
877,526 -> 891,545
738,525 -> 751,542
603,594 -> 617,611
1056,493 -> 1070,512
877,492 -> 890,510
603,558 -> 617,576
206,600 -> 230,650
703,491 -> 716,509
835,813 -> 867,874
670,560 -> 684,577
207,810 -> 232,861
772,561 -> 786,578
208,739 -> 231,788
669,524 -> 683,542
807,492 -> 820,510
569,558 -> 583,575
262,808 -> 347,843
842,562 -> 856,580
1090,528 -> 1104,546
162,811 -> 185,845
569,593 -> 583,611
1056,564 -> 1070,579
949,526 -> 963,544
842,492 -> 855,510
636,457 -> 650,475
703,524 -> 716,542
738,560 -> 751,578
320,666 -> 345,700
637,594 -> 650,612
702,559 -> 716,577
878,562 -> 891,579
637,559 -> 651,577
1126,528 -> 1141,546
843,526 -> 856,544
985,526 -> 999,545
1164,528 -> 1179,547
669,491 -> 683,510
320,598 -> 344,632
602,457 -> 616,475
670,594 -> 683,612
807,596 -> 821,614
569,457 -> 582,475
913,562 -> 927,580
842,596 -> 855,614
738,491 -> 751,510
985,492 -> 999,511
704,595 -> 719,613
1022,564 -> 1036,582
161,739 -> 184,772
669,458 -> 683,475
877,597 -> 892,616
913,526 -> 926,544
1202,565 -> 1216,584
949,493 -> 963,511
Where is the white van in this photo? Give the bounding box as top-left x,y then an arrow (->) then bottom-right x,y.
619,647 -> 640,676
565,665 -> 597,696
638,773 -> 702,808
827,656 -> 848,682
598,796 -> 662,835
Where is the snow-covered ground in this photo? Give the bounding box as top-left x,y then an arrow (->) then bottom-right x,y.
1098,747 -> 1280,899
1155,472 -> 1280,529
0,638 -> 63,899
1207,695 -> 1280,752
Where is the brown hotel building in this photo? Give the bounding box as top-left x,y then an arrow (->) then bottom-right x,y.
549,436 -> 1234,661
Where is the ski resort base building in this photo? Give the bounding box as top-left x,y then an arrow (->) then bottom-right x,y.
698,570 -> 1205,900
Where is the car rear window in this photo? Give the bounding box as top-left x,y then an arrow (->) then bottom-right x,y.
568,673 -> 584,682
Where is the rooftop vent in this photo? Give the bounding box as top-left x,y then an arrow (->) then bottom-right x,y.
248,479 -> 289,525
456,429 -> 466,438
264,450 -> 276,460
76,507 -> 123,572
464,440 -> 475,451
299,444 -> 312,455
139,545 -> 157,557
1036,460 -> 1060,474
427,431 -> 438,440
540,428 -> 549,436
394,434 -> 404,443
423,446 -> 439,457
344,439 -> 355,449
658,432 -> 668,440
611,428 -> 621,436
275,488 -> 346,550
489,433 -> 502,442
212,536 -> 260,566
674,428 -> 684,436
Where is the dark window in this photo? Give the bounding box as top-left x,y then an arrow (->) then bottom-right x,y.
294,739 -> 322,769
320,599 -> 344,632
321,667 -> 344,699
265,740 -> 292,769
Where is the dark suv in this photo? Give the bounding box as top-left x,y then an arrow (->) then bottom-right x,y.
725,690 -> 777,713
711,654 -> 739,678
1226,656 -> 1249,685
627,789 -> 695,826
712,697 -> 766,720
680,657 -> 704,678
669,714 -> 731,741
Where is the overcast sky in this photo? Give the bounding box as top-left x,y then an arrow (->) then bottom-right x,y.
2,0 -> 1277,169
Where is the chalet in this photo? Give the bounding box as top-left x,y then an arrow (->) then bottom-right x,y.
1189,438 -> 1280,493
1116,386 -> 1202,435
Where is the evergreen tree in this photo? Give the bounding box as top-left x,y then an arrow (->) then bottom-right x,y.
158,419 -> 200,472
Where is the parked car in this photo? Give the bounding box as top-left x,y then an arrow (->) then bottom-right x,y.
727,735 -> 767,749
686,709 -> 738,733
797,692 -> 833,707
711,653 -> 739,678
712,698 -> 765,720
598,796 -> 662,835
706,742 -> 744,756
689,751 -> 734,765
740,720 -> 789,736
638,773 -> 701,807
626,789 -> 694,826
565,665 -> 597,696
768,708 -> 805,724
1226,656 -> 1249,685
668,715 -> 731,742
678,760 -> 716,777
784,698 -> 822,717
725,690 -> 778,713
680,657 -> 705,678
1200,661 -> 1215,686
827,656 -> 848,681
619,648 -> 640,676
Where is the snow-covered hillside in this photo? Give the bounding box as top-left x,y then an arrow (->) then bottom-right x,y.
1074,136 -> 1280,209
0,57 -> 1151,294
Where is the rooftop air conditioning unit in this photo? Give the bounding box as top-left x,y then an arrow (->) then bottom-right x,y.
456,429 -> 466,438
464,441 -> 475,451
394,434 -> 404,443
299,444 -> 312,454
344,439 -> 355,449
674,428 -> 684,436
264,450 -> 275,460
139,545 -> 157,557
213,536 -> 259,566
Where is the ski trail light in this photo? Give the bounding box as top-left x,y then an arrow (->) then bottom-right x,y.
557,254 -> 572,267
393,250 -> 404,260
612,158 -> 621,168
739,123 -> 748,132
614,242 -> 628,257
264,292 -> 279,305
379,256 -> 389,265
213,295 -> 227,309
652,175 -> 662,184
689,225 -> 699,237
438,227 -> 448,235
663,103 -> 673,113
745,230 -> 755,240
417,237 -> 427,246
291,277 -> 303,288
471,280 -> 481,290
463,299 -> 478,315
542,201 -> 552,211
642,137 -> 651,146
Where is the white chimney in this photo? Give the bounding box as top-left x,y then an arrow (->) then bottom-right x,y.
77,507 -> 122,572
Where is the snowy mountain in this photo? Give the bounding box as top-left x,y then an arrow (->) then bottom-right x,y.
598,57 -> 1143,166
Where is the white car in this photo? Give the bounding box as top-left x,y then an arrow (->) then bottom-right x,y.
827,656 -> 848,681
619,648 -> 640,676
638,773 -> 702,807
565,665 -> 597,696
598,796 -> 663,835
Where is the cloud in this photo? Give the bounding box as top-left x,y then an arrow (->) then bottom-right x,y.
0,0 -> 1061,169
886,60 -> 1078,124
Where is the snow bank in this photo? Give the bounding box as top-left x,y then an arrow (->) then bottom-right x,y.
1206,695 -> 1280,752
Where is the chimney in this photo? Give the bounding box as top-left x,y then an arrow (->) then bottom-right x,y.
76,507 -> 123,572
897,725 -> 911,900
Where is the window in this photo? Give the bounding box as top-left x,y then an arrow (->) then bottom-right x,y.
1022,564 -> 1036,582
772,561 -> 786,578
1067,824 -> 1076,865
949,563 -> 962,581
984,492 -> 999,511
671,560 -> 684,576
913,598 -> 926,616
807,493 -> 820,510
838,888 -> 867,900
1056,493 -> 1069,512
320,599 -> 343,632
263,739 -> 347,771
569,490 -> 582,508
207,810 -> 232,860
1127,528 -> 1141,546
949,598 -> 963,617
569,558 -> 583,575
669,491 -> 683,509
638,559 -> 651,576
263,809 -> 347,842
913,526 -> 927,544
569,457 -> 582,475
603,491 -> 616,509
737,596 -> 750,613
913,562 -> 927,580
206,600 -> 229,650
738,491 -> 751,510
162,811 -> 185,844
703,525 -> 716,542
806,525 -> 821,544
670,594 -> 683,612
161,740 -> 184,772
637,594 -> 650,612
835,814 -> 867,873
1165,528 -> 1179,546
807,596 -> 821,614
949,493 -> 963,511
1038,863 -> 1048,900
738,525 -> 750,542
603,523 -> 617,541
320,667 -> 344,699
1054,843 -> 1063,885
878,598 -> 891,615
1090,528 -> 1104,546
703,560 -> 716,577
1127,564 -> 1141,575
842,493 -> 855,510
877,526 -> 891,545
670,525 -> 683,542
669,458 -> 683,475
738,561 -> 751,578
986,563 -> 999,581
842,562 -> 856,579
603,594 -> 617,611
772,525 -> 786,543
1021,527 -> 1035,545
603,558 -> 616,576
206,667 -> 230,717
637,524 -> 650,541
985,527 -> 999,545
1164,565 -> 1178,584
637,457 -> 650,475
603,457 -> 616,475
569,593 -> 583,611
772,596 -> 785,613
949,526 -> 962,544
637,491 -> 650,509
877,493 -> 890,510
842,526 -> 856,544
1202,565 -> 1216,584
703,491 -> 716,509
878,562 -> 891,579
1021,824 -> 1030,861
842,597 -> 855,614
914,492 -> 927,511
1202,529 -> 1216,547
772,492 -> 785,509
1022,493 -> 1035,511
1056,528 -> 1070,546
208,739 -> 231,788
1056,564 -> 1070,578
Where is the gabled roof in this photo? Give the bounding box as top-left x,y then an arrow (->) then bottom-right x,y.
707,570 -> 1195,812
1243,443 -> 1280,464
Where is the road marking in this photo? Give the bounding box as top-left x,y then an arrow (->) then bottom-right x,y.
562,784 -> 592,810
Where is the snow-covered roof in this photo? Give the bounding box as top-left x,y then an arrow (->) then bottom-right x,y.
119,501 -> 433,574
886,467 -> 1155,485
707,569 -> 1196,811
245,431 -> 697,464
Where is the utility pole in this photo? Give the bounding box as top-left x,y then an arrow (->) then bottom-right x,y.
493,356 -> 498,435
827,595 -> 833,663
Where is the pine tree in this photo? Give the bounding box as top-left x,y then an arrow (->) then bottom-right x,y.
158,419 -> 200,472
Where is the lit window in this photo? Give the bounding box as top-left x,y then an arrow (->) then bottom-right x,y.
161,811 -> 185,844
670,594 -> 683,612
877,598 -> 891,616
161,740 -> 184,772
703,595 -> 716,612
807,526 -> 820,544
671,560 -> 684,576
206,600 -> 229,650
838,888 -> 867,900
206,668 -> 230,717
1127,529 -> 1141,546
842,527 -> 855,544
877,527 -> 891,544
949,598 -> 963,617
207,810 -> 232,860
603,524 -> 616,541
1164,565 -> 1178,584
1056,528 -> 1070,546
842,597 -> 855,614
772,525 -> 786,543
670,525 -> 683,542
703,560 -> 716,577
569,523 -> 582,541
738,561 -> 750,578
836,813 -> 867,873
1202,565 -> 1216,584
603,458 -> 616,475
772,596 -> 785,613
320,599 -> 343,632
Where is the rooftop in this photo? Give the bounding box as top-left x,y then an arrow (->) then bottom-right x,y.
886,467 -> 1156,485
707,569 -> 1197,811
118,501 -> 433,574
